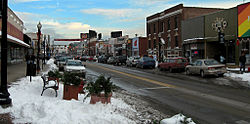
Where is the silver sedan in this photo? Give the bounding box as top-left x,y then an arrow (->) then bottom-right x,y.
185,59 -> 227,78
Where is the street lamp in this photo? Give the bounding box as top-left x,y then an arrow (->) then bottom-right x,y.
0,0 -> 12,105
37,22 -> 42,72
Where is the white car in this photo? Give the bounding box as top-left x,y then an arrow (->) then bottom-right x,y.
64,60 -> 86,77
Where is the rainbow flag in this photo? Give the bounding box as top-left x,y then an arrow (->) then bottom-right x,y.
238,2 -> 250,38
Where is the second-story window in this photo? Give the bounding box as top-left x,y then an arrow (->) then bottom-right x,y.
168,37 -> 171,48
175,16 -> 178,29
160,22 -> 164,32
175,36 -> 178,47
148,40 -> 151,49
148,24 -> 151,34
167,19 -> 170,30
154,24 -> 156,33
153,40 -> 156,48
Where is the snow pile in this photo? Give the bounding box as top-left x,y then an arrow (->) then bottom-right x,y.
46,58 -> 58,71
224,72 -> 250,87
0,76 -> 136,124
160,114 -> 196,124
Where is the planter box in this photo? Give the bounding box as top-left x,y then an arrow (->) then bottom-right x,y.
63,85 -> 79,100
90,93 -> 112,104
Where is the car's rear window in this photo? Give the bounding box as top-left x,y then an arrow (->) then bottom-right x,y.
204,60 -> 220,65
67,61 -> 83,66
176,59 -> 187,63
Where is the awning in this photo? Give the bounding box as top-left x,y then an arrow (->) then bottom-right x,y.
160,38 -> 165,45
0,31 -> 30,48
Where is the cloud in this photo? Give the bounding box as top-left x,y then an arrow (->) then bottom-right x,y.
12,0 -> 50,3
81,8 -> 143,18
184,1 -> 244,9
15,11 -> 91,39
128,0 -> 170,6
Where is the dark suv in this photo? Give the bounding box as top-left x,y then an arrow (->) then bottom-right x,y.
114,56 -> 127,65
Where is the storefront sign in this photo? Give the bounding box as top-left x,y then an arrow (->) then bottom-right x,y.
238,2 -> 250,38
132,37 -> 139,49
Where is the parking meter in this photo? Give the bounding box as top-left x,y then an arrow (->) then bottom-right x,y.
26,48 -> 36,82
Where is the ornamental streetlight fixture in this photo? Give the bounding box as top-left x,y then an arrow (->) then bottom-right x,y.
37,21 -> 42,72
0,0 -> 12,105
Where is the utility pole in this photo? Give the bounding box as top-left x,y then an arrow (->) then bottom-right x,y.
0,0 -> 12,105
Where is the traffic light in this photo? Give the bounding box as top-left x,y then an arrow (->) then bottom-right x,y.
218,32 -> 225,43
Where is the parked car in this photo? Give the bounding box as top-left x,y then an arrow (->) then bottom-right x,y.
107,57 -> 116,64
81,56 -> 88,61
158,57 -> 188,72
64,60 -> 86,78
126,56 -> 140,67
114,56 -> 127,65
98,55 -> 108,63
185,59 -> 227,78
57,56 -> 73,71
136,57 -> 155,69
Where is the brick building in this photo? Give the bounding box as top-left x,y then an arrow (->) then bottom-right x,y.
146,4 -> 222,61
0,8 -> 30,65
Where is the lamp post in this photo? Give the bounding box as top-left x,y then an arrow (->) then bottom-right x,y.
0,0 -> 12,105
37,22 -> 42,73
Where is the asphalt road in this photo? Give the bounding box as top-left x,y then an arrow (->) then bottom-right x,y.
85,62 -> 250,124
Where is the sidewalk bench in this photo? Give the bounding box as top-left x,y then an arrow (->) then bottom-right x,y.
41,74 -> 59,97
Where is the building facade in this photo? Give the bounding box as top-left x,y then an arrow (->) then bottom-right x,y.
146,4 -> 222,61
0,8 -> 29,65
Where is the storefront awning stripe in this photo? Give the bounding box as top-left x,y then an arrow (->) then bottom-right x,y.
0,31 -> 30,48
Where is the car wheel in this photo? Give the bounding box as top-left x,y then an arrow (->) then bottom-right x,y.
218,74 -> 224,77
158,66 -> 163,71
169,68 -> 173,73
200,70 -> 205,78
185,69 -> 190,75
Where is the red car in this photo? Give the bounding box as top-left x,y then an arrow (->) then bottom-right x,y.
158,57 -> 189,72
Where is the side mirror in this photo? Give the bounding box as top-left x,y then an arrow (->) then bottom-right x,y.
84,65 -> 86,67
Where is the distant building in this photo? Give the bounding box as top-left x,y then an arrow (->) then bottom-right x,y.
146,4 -> 222,60
53,39 -> 83,54
111,31 -> 122,38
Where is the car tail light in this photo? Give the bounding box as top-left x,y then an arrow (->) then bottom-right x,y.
208,67 -> 215,70
143,62 -> 146,64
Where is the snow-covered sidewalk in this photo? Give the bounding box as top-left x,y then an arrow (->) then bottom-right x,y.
0,58 -> 196,124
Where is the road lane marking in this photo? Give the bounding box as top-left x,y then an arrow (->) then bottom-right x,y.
87,63 -> 176,88
138,87 -> 170,90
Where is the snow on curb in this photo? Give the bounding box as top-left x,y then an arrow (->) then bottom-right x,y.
224,72 -> 250,88
160,114 -> 196,124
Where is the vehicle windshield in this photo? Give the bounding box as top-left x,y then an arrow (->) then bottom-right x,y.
143,57 -> 154,61
204,60 -> 220,65
176,59 -> 187,63
67,61 -> 83,66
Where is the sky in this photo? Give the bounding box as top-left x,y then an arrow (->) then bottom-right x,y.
9,0 -> 250,40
